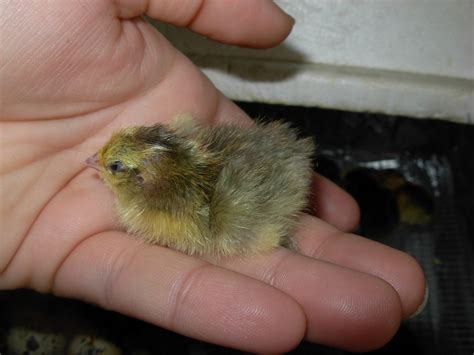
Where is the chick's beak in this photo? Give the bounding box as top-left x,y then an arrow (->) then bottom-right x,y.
86,153 -> 101,171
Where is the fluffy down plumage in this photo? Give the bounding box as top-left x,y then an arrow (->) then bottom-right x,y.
88,117 -> 315,257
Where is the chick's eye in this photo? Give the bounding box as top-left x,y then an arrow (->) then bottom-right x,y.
108,160 -> 125,174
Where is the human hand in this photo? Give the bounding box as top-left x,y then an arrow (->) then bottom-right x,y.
0,0 -> 426,352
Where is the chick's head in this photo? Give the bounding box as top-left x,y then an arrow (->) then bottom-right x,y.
88,125 -> 182,199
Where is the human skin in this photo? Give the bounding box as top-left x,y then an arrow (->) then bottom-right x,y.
0,0 -> 426,353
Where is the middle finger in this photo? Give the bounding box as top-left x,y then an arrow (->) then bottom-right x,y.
216,247 -> 402,351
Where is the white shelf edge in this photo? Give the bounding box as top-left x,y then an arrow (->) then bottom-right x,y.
193,56 -> 473,124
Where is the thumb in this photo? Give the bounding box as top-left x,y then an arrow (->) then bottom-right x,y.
115,0 -> 294,48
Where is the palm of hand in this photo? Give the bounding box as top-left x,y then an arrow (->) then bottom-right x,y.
0,1 -> 426,352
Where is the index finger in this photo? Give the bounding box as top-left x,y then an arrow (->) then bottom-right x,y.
52,231 -> 306,353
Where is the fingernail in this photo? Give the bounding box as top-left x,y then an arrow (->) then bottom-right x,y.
409,282 -> 429,319
288,14 -> 296,27
274,2 -> 296,27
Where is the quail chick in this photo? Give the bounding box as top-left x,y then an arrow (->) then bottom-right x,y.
87,117 -> 315,257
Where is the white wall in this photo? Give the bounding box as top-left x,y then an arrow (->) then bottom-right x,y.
153,0 -> 474,123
